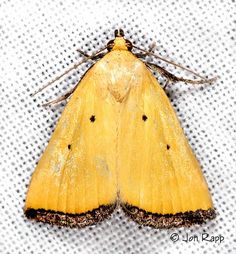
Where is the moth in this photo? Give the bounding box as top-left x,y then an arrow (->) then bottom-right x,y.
25,29 -> 216,228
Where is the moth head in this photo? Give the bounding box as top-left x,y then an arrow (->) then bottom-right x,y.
114,29 -> 124,37
107,29 -> 133,52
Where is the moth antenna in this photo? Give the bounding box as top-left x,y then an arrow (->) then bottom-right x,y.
31,60 -> 87,97
42,86 -> 76,107
133,45 -> 208,79
146,62 -> 218,86
31,47 -> 107,97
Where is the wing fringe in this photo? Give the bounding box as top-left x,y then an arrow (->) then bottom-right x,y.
25,204 -> 116,228
122,203 -> 216,228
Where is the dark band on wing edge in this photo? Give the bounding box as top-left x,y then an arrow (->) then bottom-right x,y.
122,203 -> 216,228
25,204 -> 116,228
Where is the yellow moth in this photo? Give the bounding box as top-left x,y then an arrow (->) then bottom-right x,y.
25,29 -> 216,228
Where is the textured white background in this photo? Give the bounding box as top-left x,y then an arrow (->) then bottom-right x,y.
0,0 -> 235,253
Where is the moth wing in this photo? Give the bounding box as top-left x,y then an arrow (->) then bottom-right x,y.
25,66 -> 118,227
118,65 -> 215,227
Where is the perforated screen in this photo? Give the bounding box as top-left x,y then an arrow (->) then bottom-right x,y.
0,0 -> 235,253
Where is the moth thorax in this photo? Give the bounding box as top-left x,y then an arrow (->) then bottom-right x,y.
111,37 -> 128,51
107,72 -> 131,103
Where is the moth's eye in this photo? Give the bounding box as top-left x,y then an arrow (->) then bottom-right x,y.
125,40 -> 133,51
107,40 -> 115,51
167,144 -> 170,150
115,29 -> 124,37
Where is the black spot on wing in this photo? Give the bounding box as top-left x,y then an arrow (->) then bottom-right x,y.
142,115 -> 148,121
90,115 -> 96,122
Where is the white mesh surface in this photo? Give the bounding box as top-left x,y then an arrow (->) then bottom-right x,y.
0,0 -> 236,253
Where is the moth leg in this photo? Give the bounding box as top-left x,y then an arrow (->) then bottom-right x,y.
42,85 -> 77,107
146,62 -> 217,87
77,49 -> 105,60
135,43 -> 156,58
163,79 -> 170,90
77,49 -> 90,57
90,52 -> 106,60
